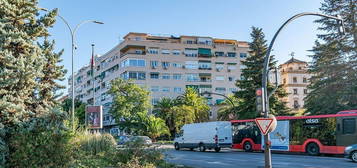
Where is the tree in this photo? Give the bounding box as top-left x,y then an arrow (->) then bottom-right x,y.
153,98 -> 177,138
176,88 -> 210,122
142,115 -> 170,142
235,27 -> 289,119
305,0 -> 357,115
108,78 -> 151,133
0,1 -> 67,166
217,95 -> 240,121
61,98 -> 86,125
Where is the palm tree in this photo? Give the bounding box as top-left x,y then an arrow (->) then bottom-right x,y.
144,115 -> 170,142
217,95 -> 240,120
153,98 -> 176,138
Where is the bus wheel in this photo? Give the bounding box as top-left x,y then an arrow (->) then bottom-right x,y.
243,141 -> 253,152
306,143 -> 320,155
351,151 -> 357,162
199,143 -> 206,152
174,143 -> 180,150
215,147 -> 221,152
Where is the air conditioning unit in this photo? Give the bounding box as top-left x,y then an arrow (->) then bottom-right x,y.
233,47 -> 236,50
228,69 -> 231,72
182,65 -> 185,69
151,66 -> 156,69
216,68 -> 221,72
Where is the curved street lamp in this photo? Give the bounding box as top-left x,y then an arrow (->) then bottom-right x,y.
200,91 -> 235,107
261,12 -> 345,168
40,8 -> 104,130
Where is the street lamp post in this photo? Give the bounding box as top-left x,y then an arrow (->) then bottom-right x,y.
40,8 -> 104,130
261,12 -> 344,168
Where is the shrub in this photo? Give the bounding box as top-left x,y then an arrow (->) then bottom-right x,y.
73,132 -> 117,155
6,109 -> 73,168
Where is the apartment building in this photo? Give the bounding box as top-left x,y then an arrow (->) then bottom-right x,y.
69,32 -> 249,132
280,57 -> 311,112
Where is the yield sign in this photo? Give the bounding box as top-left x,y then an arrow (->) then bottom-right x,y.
255,118 -> 274,135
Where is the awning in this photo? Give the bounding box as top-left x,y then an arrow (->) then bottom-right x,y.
198,48 -> 212,56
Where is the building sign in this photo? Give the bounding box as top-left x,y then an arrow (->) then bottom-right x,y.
262,120 -> 290,151
86,105 -> 103,129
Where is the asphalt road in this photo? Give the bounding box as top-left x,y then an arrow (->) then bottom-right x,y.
165,149 -> 357,168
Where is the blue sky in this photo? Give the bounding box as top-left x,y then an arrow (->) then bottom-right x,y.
39,0 -> 324,94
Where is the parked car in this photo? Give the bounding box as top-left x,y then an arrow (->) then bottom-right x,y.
117,135 -> 130,145
345,144 -> 357,162
174,121 -> 232,152
128,136 -> 153,145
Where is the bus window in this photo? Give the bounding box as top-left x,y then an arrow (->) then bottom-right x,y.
343,118 -> 356,134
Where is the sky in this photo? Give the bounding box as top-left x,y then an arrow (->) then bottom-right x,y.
39,0 -> 324,94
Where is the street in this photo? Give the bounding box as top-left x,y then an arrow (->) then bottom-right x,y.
165,149 -> 357,168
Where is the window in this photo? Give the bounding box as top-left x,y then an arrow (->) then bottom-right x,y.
304,89 -> 308,94
293,100 -> 299,109
121,59 -> 146,67
240,53 -> 247,58
215,87 -> 226,92
283,78 -> 286,84
299,67 -> 302,70
174,87 -> 182,93
162,87 -> 170,92
229,88 -> 237,93
303,77 -> 307,83
185,61 -> 198,69
162,62 -> 170,69
148,48 -> 159,54
172,50 -> 180,55
173,74 -> 182,80
293,77 -> 297,83
135,50 -> 143,54
186,73 -> 199,82
293,89 -> 298,95
150,72 -> 159,79
127,71 -> 146,80
161,49 -> 170,54
172,63 -> 182,68
184,48 -> 198,57
215,64 -> 224,71
343,118 -> 356,134
150,61 -> 158,68
186,40 -> 194,44
138,72 -> 145,80
152,98 -> 159,105
162,73 -> 170,79
151,86 -> 159,92
198,61 -> 212,69
215,76 -> 225,81
227,52 -> 237,57
215,52 -> 224,57
228,64 -> 236,70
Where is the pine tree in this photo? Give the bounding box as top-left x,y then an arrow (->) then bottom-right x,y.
234,27 -> 289,119
0,0 -> 64,165
305,0 -> 357,114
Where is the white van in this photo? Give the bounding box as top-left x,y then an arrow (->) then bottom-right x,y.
174,121 -> 232,152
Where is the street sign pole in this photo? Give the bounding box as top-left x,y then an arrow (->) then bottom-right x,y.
260,87 -> 272,168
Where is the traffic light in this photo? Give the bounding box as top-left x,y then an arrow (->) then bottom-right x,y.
256,88 -> 263,116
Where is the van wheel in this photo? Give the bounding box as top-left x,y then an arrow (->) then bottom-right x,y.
189,148 -> 194,151
306,142 -> 320,155
174,143 -> 180,150
215,147 -> 221,152
199,143 -> 206,152
243,141 -> 253,152
351,151 -> 357,162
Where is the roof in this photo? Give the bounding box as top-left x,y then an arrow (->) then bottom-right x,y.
283,57 -> 307,64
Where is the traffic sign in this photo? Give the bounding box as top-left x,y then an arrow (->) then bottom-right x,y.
255,118 -> 274,135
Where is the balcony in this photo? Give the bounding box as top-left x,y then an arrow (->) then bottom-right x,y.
198,48 -> 212,57
120,45 -> 146,57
